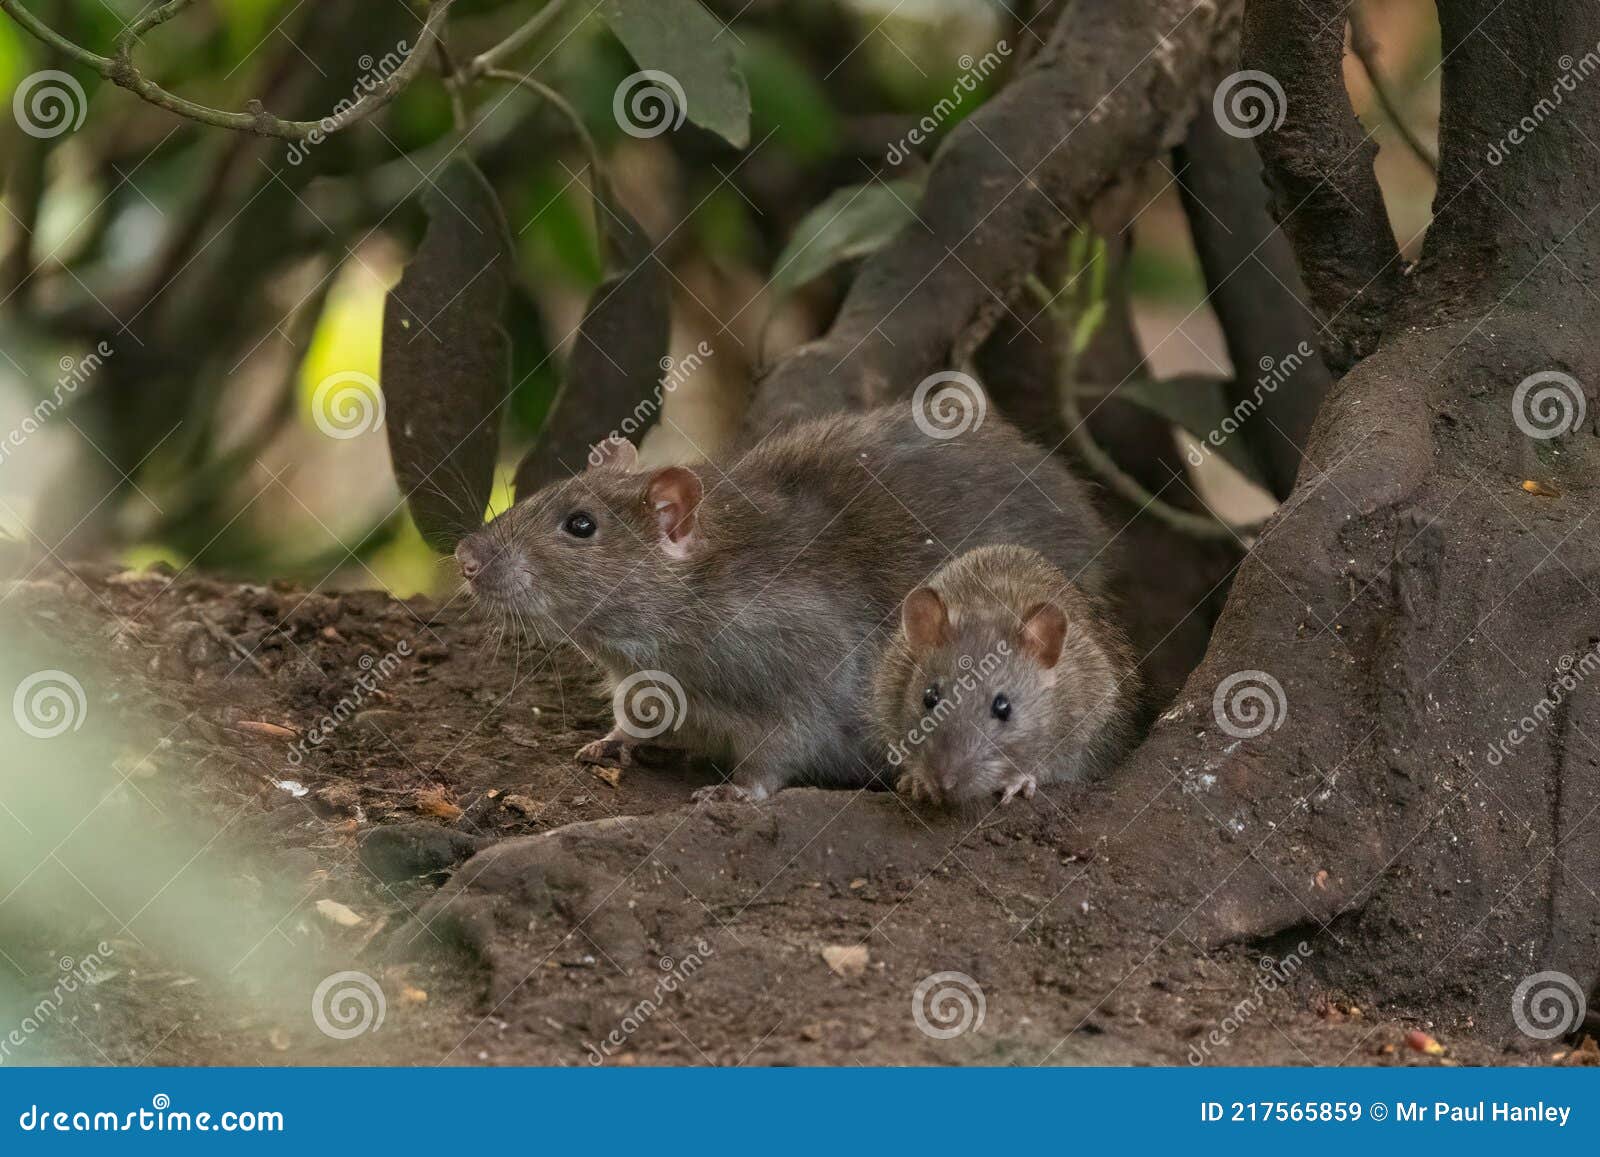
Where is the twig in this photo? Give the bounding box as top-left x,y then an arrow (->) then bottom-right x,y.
464,0 -> 570,81
1348,2 -> 1438,171
479,67 -> 609,257
0,0 -> 456,140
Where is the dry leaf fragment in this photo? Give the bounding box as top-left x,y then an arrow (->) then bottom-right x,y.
315,899 -> 365,928
593,766 -> 622,788
502,794 -> 539,816
414,786 -> 462,820
399,984 -> 428,1006
1522,479 -> 1559,497
235,720 -> 298,739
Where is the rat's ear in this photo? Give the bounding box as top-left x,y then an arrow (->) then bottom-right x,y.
1018,602 -> 1067,669
902,588 -> 949,651
588,436 -> 639,474
645,466 -> 703,558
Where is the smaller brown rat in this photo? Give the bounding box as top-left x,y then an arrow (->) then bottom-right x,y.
873,544 -> 1137,807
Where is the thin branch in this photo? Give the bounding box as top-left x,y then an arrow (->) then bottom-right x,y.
1026,275 -> 1262,542
464,0 -> 570,81
0,0 -> 455,140
1347,3 -> 1437,172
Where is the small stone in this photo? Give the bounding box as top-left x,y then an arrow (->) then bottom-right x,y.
821,944 -> 869,978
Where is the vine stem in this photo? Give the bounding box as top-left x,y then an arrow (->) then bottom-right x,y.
0,0 -> 456,140
1024,274 -> 1263,543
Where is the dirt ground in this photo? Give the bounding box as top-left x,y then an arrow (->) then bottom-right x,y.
1,563 -> 1589,1067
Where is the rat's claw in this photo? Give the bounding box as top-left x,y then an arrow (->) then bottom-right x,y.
575,737 -> 630,768
691,782 -> 768,805
999,774 -> 1038,805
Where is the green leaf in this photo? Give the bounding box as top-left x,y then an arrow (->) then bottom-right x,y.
380,160 -> 515,551
1116,376 -> 1274,492
770,176 -> 925,302
603,0 -> 751,148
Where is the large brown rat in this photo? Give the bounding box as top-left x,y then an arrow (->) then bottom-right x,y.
455,404 -> 1113,802
873,544 -> 1137,807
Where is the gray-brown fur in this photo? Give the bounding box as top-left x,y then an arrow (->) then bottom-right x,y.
456,406 -> 1110,801
873,545 -> 1137,808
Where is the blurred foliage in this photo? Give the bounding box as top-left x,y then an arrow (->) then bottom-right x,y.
0,0 -> 1440,595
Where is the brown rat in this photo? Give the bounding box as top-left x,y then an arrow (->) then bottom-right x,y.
455,404 -> 1114,802
873,544 -> 1137,808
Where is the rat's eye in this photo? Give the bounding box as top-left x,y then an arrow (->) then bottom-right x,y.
563,511 -> 597,538
991,693 -> 1011,722
922,683 -> 941,711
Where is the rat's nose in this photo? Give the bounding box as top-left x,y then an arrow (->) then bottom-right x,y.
455,539 -> 483,580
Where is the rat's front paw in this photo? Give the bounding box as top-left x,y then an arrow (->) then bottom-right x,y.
690,782 -> 770,804
576,737 -> 632,768
998,772 -> 1037,804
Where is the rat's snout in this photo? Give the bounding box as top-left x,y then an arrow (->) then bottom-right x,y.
454,538 -> 484,580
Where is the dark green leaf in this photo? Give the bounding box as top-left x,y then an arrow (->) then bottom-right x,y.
603,0 -> 751,148
769,176 -> 925,302
381,159 -> 514,551
513,200 -> 671,497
